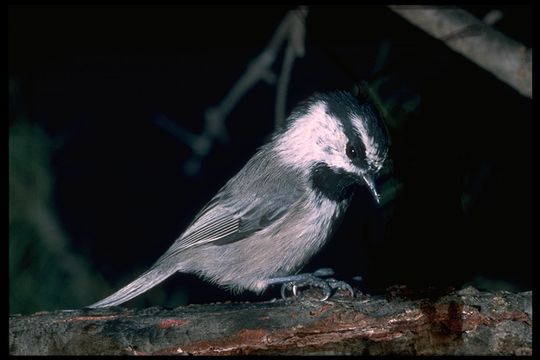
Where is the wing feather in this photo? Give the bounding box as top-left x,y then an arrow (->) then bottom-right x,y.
155,151 -> 306,262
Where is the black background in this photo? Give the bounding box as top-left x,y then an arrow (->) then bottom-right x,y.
9,5 -> 532,312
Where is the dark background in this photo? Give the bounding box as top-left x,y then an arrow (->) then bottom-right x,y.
9,5 -> 532,314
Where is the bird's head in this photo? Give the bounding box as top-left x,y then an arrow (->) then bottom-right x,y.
274,91 -> 391,204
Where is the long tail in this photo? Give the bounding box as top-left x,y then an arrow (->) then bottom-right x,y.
87,265 -> 177,308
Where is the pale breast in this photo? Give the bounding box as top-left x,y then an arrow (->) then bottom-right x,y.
190,191 -> 350,293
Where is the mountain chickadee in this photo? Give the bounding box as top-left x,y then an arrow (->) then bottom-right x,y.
89,90 -> 390,308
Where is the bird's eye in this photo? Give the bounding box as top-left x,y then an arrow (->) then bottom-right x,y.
346,142 -> 357,160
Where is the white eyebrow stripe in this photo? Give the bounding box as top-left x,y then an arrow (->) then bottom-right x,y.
351,115 -> 380,165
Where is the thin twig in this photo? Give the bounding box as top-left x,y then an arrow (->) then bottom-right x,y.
275,6 -> 308,127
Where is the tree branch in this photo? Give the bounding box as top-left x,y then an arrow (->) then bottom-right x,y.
388,5 -> 532,98
9,287 -> 531,355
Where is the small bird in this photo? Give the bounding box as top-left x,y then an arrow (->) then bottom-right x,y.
89,90 -> 390,308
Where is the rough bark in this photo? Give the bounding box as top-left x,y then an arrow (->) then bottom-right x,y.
9,287 -> 532,355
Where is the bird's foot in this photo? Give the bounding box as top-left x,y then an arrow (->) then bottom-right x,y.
267,268 -> 354,301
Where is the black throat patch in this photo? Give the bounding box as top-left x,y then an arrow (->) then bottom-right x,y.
310,162 -> 359,202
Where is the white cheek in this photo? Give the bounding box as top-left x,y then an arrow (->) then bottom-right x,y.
275,103 -> 349,172
325,152 -> 357,174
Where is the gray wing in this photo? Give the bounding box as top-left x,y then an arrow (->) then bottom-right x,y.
156,168 -> 306,262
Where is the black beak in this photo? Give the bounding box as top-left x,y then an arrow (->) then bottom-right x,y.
360,173 -> 380,205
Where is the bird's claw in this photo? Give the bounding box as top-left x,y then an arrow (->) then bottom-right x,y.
326,278 -> 355,297
278,269 -> 354,301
